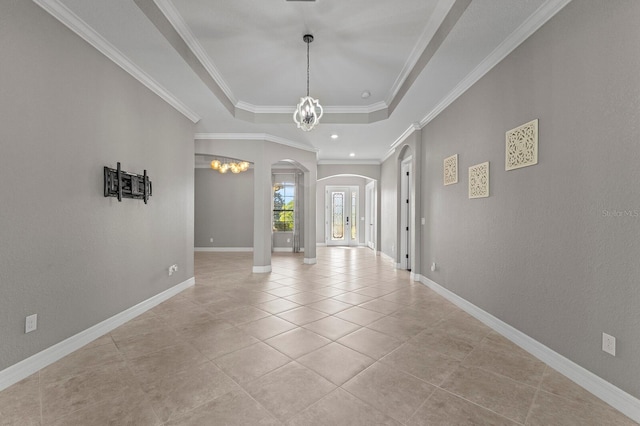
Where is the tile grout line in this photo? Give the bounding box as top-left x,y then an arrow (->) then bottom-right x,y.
434,386 -> 527,425
38,371 -> 43,426
523,364 -> 548,425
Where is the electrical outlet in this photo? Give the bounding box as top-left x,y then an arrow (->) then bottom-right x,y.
602,332 -> 616,356
210,237 -> 213,243
25,314 -> 37,333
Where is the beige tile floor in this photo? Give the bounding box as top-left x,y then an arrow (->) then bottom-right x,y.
1,248 -> 637,425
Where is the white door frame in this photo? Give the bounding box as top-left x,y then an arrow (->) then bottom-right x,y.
326,186 -> 359,246
365,181 -> 376,250
400,158 -> 412,270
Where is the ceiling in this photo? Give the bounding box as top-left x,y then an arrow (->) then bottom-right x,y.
38,0 -> 571,162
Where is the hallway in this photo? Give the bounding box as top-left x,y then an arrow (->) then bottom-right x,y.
0,248 -> 635,425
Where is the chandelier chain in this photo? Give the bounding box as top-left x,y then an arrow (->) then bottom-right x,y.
306,39 -> 310,97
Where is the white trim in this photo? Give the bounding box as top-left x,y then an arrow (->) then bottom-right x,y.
317,159 -> 381,166
194,247 -> 253,252
235,102 -> 293,114
389,123 -> 421,149
418,0 -> 572,129
154,0 -> 237,106
382,0 -> 573,165
381,148 -> 397,164
272,247 -> 293,252
0,277 -> 194,392
386,0 -> 456,105
235,101 -> 388,115
324,103 -> 388,114
252,265 -> 272,273
316,243 -> 327,247
417,274 -> 640,423
32,0 -> 200,124
303,257 -> 317,265
194,133 -> 319,153
379,251 -> 395,263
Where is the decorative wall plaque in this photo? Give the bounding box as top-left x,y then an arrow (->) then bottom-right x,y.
506,119 -> 538,171
444,154 -> 458,186
469,162 -> 489,199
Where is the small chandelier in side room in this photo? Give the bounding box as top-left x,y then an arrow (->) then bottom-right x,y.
293,34 -> 323,131
210,157 -> 250,174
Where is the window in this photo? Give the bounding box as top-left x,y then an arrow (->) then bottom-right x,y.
273,182 -> 295,231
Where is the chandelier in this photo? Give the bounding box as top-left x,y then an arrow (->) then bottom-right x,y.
293,34 -> 323,131
210,157 -> 250,174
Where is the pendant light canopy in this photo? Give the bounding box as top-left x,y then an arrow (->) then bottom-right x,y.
293,34 -> 323,131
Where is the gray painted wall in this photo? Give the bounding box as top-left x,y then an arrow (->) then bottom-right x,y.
194,168 -> 254,248
419,0 -> 640,398
0,0 -> 194,370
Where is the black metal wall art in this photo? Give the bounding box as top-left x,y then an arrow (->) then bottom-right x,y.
104,162 -> 152,203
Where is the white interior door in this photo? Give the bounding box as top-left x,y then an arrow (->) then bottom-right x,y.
326,186 -> 358,246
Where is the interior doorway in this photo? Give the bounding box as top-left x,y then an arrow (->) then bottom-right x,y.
400,158 -> 412,270
365,181 -> 376,250
326,186 -> 358,246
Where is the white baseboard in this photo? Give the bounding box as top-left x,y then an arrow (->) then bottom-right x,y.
379,251 -> 394,263
417,274 -> 640,423
303,257 -> 317,265
273,247 -> 293,252
0,277 -> 195,393
252,265 -> 272,273
195,247 -> 253,252
316,243 -> 327,247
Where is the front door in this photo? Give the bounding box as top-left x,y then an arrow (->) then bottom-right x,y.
326,186 -> 358,246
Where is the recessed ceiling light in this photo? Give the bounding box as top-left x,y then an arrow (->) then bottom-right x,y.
361,90 -> 371,99
331,134 -> 338,139
349,153 -> 355,157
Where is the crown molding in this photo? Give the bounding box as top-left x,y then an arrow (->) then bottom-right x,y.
194,133 -> 319,153
323,102 -> 388,114
419,0 -> 572,128
153,0 -> 237,105
386,0 -> 456,106
380,148 -> 397,164
235,102 -> 294,115
380,0 -> 572,163
317,160 -> 381,166
235,101 -> 389,116
389,123 -> 421,150
32,0 -> 200,123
